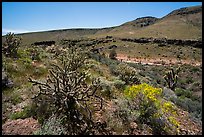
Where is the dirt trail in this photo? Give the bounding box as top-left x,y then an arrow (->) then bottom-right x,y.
116,54 -> 201,66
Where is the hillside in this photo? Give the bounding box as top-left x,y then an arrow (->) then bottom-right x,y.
97,5 -> 202,40
2,5 -> 202,44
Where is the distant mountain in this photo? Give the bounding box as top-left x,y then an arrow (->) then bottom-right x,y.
2,5 -> 202,44
101,5 -> 202,40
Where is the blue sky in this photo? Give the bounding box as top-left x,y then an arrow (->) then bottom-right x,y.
2,2 -> 202,35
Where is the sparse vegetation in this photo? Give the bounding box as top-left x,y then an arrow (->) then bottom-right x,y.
2,5 -> 202,134
28,46 -> 106,135
111,63 -> 140,85
2,32 -> 22,58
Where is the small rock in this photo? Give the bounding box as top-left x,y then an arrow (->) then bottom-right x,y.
130,122 -> 138,129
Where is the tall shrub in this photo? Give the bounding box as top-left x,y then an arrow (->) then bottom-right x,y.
29,46 -> 105,135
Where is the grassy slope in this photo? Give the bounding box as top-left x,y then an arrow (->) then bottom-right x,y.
2,29 -> 100,45
92,5 -> 202,40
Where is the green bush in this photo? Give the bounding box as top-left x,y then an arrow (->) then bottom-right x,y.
17,48 -> 30,59
174,88 -> 192,98
105,97 -> 139,134
2,32 -> 22,58
112,78 -> 126,90
112,63 -> 140,85
99,78 -> 113,99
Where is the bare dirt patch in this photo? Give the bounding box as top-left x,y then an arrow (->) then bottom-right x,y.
116,54 -> 201,66
2,117 -> 40,135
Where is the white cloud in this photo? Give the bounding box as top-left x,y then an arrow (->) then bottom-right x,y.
2,28 -> 32,36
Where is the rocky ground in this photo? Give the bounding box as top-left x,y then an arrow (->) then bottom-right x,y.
2,118 -> 40,135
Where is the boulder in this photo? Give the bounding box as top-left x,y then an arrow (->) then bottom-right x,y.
2,68 -> 13,88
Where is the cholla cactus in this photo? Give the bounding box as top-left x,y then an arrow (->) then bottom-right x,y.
2,32 -> 22,58
164,67 -> 180,91
29,46 -> 104,135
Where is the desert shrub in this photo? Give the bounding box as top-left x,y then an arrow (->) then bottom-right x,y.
112,78 -> 126,90
104,96 -> 149,135
190,112 -> 202,125
29,46 -> 105,135
89,53 -> 101,62
99,77 -> 114,99
162,87 -> 178,101
17,48 -> 30,59
105,97 -> 136,134
2,53 -> 6,68
190,94 -> 201,102
29,94 -> 55,125
2,32 -> 22,58
109,49 -> 117,60
98,77 -> 125,99
173,97 -> 201,113
89,52 -> 120,67
174,88 -> 192,98
124,83 -> 180,135
170,96 -> 202,121
33,115 -> 66,135
10,94 -> 23,105
112,63 -> 140,85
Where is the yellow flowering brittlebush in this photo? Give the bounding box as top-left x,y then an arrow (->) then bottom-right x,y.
124,83 -> 180,134
124,83 -> 162,101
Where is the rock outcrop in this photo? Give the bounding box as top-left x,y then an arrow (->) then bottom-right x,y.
2,68 -> 13,88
